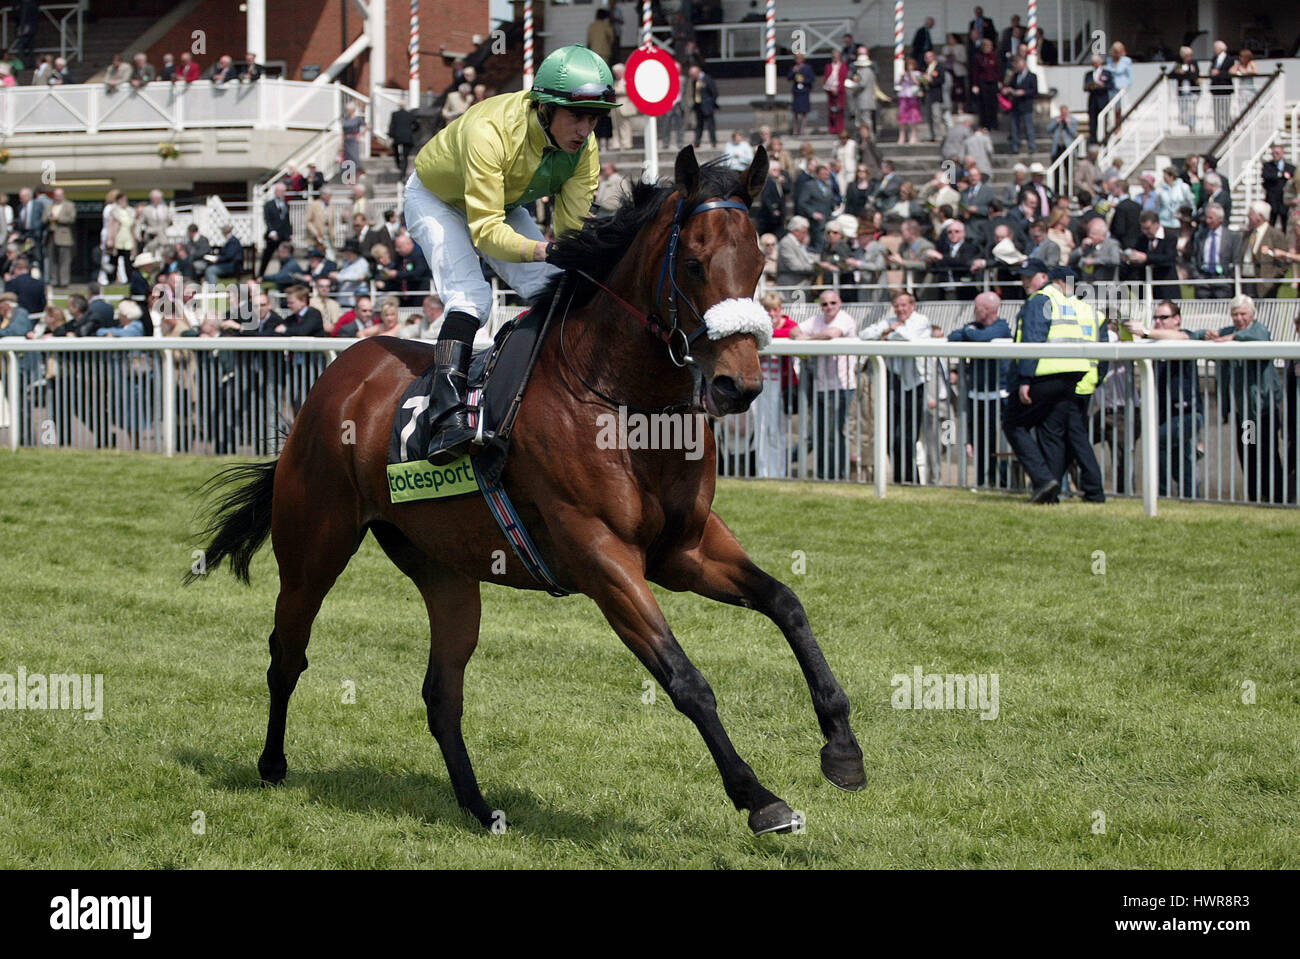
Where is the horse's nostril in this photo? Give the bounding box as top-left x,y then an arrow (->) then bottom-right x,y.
712,375 -> 742,401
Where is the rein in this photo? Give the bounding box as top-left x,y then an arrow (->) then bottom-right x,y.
557,195 -> 751,415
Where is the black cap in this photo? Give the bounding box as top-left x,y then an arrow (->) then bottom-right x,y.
307,247 -> 326,259
341,239 -> 361,255
1017,257 -> 1050,277
1049,265 -> 1076,281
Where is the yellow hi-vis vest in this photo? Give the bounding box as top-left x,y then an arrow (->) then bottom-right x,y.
1069,294 -> 1103,396
1016,284 -> 1092,379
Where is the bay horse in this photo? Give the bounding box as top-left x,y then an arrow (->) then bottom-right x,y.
188,146 -> 865,835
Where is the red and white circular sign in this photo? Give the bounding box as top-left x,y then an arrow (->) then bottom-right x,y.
625,47 -> 680,117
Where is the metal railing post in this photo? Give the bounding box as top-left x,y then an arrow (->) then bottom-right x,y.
872,354 -> 887,497
1139,357 -> 1158,516
162,349 -> 176,457
6,351 -> 17,452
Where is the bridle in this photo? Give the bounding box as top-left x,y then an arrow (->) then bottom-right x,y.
562,194 -> 751,413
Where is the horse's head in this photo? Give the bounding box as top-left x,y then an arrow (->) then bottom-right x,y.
661,145 -> 770,417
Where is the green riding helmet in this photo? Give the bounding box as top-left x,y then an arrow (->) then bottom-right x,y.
529,44 -> 616,110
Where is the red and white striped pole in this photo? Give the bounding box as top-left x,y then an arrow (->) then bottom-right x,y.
893,1 -> 904,83
1027,0 -> 1038,68
408,0 -> 419,108
641,0 -> 657,184
764,0 -> 775,98
641,0 -> 652,49
523,0 -> 534,90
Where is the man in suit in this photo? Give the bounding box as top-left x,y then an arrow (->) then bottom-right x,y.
42,187 -> 76,287
1207,41 -> 1235,132
268,285 -> 324,336
1199,171 -> 1232,225
775,216 -> 833,286
239,51 -> 265,83
1262,144 -> 1295,228
1027,162 -> 1055,219
304,187 -> 334,256
911,17 -> 935,64
210,54 -> 239,84
352,213 -> 394,265
1105,177 -> 1142,251
15,187 -> 48,275
260,181 -> 293,277
887,219 -> 937,291
1189,203 -> 1241,298
1084,54 -> 1113,145
1068,218 -> 1123,281
961,165 -> 996,219
756,162 -> 786,237
138,190 -> 171,255
204,224 -> 243,285
303,248 -> 337,285
964,127 -> 995,179
1003,56 -> 1038,154
5,256 -> 45,314
1027,219 -> 1060,267
968,7 -> 996,46
392,233 -> 432,306
687,64 -> 718,149
185,224 -> 211,261
387,107 -> 418,178
926,219 -> 980,300
795,161 -> 838,251
873,159 -> 902,209
1125,210 -> 1179,296
1239,199 -> 1289,298
263,241 -> 306,292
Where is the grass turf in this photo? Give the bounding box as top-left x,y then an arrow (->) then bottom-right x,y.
0,448 -> 1297,868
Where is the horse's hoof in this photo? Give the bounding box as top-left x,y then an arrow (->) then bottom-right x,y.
748,800 -> 798,836
258,758 -> 287,786
821,747 -> 867,792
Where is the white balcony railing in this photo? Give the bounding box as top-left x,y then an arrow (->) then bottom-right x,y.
1218,74 -> 1288,231
0,79 -> 365,136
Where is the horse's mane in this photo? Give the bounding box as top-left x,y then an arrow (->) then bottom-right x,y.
531,159 -> 748,317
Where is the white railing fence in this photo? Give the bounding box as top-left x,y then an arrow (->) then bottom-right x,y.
4,336 -> 1300,516
0,79 -> 403,137
1096,77 -> 1165,181
1046,132 -> 1087,200
1219,74 -> 1288,232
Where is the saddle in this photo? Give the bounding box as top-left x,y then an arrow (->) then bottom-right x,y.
386,305 -> 570,596
388,306 -> 548,488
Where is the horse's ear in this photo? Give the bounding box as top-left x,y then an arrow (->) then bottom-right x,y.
674,145 -> 700,197
739,145 -> 769,203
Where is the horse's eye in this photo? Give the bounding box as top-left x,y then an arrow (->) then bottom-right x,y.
685,258 -> 705,277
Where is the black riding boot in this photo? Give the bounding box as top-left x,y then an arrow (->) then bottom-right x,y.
426,330 -> 476,465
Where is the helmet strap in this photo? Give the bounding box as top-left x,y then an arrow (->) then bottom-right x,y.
536,102 -> 561,149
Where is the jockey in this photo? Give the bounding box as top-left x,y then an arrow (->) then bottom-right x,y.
404,44 -> 616,465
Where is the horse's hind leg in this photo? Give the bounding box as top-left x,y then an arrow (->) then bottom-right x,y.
654,511 -> 866,792
258,505 -> 362,785
371,524 -> 493,828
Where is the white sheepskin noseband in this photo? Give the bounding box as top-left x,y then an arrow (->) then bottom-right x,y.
701,298 -> 772,349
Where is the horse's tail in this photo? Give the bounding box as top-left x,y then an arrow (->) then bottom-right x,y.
185,460 -> 278,586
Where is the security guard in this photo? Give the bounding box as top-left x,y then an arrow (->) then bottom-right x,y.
1054,265 -> 1106,502
1003,258 -> 1092,503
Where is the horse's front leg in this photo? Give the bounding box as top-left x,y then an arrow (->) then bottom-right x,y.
654,511 -> 866,792
573,529 -> 798,835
